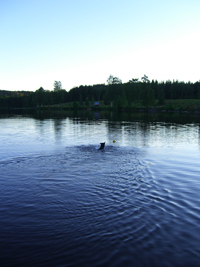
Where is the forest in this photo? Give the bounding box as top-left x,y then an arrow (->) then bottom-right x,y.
1,75 -> 200,111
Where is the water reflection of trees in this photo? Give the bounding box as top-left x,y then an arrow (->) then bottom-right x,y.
8,109 -> 200,147
106,112 -> 200,147
53,118 -> 65,142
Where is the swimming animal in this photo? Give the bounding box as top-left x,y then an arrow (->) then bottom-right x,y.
99,142 -> 105,150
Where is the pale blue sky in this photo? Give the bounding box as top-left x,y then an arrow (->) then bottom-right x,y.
1,0 -> 200,91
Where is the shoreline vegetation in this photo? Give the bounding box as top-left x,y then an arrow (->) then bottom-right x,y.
1,99 -> 200,114
32,98 -> 200,113
1,76 -> 200,114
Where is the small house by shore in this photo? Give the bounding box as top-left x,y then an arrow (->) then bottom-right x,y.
94,101 -> 100,107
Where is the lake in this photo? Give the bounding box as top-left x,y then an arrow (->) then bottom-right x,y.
0,110 -> 200,267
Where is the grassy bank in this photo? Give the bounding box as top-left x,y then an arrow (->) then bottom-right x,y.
163,99 -> 200,112
37,99 -> 200,113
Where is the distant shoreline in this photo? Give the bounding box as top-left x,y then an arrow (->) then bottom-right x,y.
1,105 -> 200,114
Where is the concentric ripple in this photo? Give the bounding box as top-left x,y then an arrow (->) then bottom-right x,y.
0,144 -> 200,266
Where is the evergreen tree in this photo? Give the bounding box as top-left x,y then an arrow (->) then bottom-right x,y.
85,97 -> 90,106
158,87 -> 165,105
140,75 -> 155,107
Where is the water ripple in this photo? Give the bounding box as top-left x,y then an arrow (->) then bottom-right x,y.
0,145 -> 200,266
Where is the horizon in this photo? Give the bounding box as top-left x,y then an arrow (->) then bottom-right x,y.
1,0 -> 200,92
1,77 -> 200,93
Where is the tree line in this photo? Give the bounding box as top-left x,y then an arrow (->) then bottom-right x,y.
0,76 -> 200,109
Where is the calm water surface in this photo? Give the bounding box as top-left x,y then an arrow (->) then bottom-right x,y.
0,111 -> 200,267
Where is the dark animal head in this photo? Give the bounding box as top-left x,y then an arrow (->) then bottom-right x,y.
99,142 -> 105,150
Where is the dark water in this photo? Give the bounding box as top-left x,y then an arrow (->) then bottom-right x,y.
0,111 -> 200,267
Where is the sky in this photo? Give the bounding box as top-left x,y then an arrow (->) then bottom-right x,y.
0,0 -> 200,92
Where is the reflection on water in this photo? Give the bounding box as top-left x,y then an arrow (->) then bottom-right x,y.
0,110 -> 200,267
